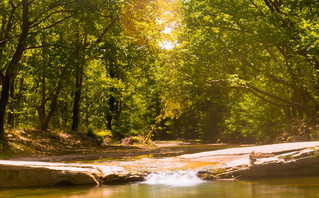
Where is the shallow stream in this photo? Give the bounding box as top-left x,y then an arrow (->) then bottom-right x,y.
3,142 -> 319,197
2,175 -> 319,197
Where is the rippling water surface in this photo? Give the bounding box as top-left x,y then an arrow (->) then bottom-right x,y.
2,176 -> 319,198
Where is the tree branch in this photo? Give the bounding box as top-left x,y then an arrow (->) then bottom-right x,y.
237,52 -> 296,90
0,0 -> 18,48
268,0 -> 286,15
204,24 -> 251,34
95,20 -> 116,44
30,0 -> 75,25
26,44 -> 74,50
0,71 -> 4,84
41,15 -> 73,31
204,78 -> 301,107
30,10 -> 74,28
264,0 -> 275,12
30,14 -> 73,36
247,84 -> 298,105
247,87 -> 292,107
8,0 -> 30,70
248,0 -> 266,16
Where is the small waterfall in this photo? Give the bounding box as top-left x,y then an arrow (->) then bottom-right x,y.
141,170 -> 205,187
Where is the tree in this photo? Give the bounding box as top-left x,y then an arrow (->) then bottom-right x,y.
66,0 -> 120,131
0,0 -> 77,149
174,0 -> 319,142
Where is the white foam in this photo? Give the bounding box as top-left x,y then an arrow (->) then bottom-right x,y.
141,170 -> 205,187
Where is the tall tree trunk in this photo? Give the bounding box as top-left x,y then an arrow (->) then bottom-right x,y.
42,83 -> 61,131
71,32 -> 87,132
7,76 -> 15,128
106,66 -> 121,139
36,71 -> 46,129
36,78 -> 62,131
13,77 -> 24,126
41,73 -> 46,126
0,75 -> 11,150
0,0 -> 29,150
106,95 -> 116,131
37,34 -> 49,130
70,22 -> 114,132
72,66 -> 83,131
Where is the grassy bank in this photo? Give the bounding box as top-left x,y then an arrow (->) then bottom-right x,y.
0,129 -> 236,162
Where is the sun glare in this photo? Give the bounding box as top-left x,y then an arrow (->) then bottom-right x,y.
161,41 -> 175,50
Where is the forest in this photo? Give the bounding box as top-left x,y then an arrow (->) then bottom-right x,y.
0,0 -> 318,151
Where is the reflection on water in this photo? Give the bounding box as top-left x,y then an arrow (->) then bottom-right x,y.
2,176 -> 319,198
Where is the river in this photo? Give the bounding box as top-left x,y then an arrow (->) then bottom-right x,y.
2,142 -> 319,197
2,175 -> 319,198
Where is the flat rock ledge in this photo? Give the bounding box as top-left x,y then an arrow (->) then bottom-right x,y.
0,161 -> 145,188
1,141 -> 319,188
187,142 -> 319,180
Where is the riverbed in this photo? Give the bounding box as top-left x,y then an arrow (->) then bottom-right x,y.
2,141 -> 319,196
1,176 -> 319,198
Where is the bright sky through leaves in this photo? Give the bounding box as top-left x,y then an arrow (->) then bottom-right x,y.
160,27 -> 175,49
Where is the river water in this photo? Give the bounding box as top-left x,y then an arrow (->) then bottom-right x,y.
2,175 -> 319,198
2,143 -> 319,197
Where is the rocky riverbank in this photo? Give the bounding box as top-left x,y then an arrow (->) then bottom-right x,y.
189,141 -> 319,180
0,160 -> 146,188
1,141 -> 319,188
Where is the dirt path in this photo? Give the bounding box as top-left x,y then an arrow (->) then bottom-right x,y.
11,141 -> 238,162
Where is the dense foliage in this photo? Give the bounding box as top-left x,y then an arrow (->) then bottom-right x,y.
0,0 -> 318,150
174,0 -> 319,143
